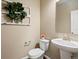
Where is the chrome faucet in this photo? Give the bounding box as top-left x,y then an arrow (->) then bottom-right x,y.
63,33 -> 71,41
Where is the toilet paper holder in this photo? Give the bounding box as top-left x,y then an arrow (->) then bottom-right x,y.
24,41 -> 31,47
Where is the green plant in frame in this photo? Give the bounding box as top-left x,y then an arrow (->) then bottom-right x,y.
5,2 -> 27,23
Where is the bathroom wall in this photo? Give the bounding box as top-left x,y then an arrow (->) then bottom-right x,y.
40,0 -> 60,59
1,0 -> 40,59
56,0 -> 78,33
40,0 -> 56,38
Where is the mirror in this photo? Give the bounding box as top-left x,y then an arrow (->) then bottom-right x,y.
56,0 -> 78,34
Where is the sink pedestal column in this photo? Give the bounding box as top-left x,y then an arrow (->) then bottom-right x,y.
60,50 -> 72,59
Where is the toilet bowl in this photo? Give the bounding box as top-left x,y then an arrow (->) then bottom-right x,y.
28,48 -> 44,59
28,39 -> 50,59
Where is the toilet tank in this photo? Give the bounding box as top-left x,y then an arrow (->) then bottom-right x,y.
39,39 -> 49,51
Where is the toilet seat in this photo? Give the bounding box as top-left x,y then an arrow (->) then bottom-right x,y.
28,48 -> 44,58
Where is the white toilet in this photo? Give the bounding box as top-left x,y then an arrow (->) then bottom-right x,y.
28,39 -> 49,59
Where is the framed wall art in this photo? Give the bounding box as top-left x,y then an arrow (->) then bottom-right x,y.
1,1 -> 31,26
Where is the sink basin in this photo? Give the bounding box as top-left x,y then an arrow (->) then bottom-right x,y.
51,38 -> 78,53
51,38 -> 78,59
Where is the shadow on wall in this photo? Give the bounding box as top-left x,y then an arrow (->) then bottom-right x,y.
45,39 -> 60,59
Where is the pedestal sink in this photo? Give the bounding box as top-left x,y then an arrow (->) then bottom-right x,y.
51,38 -> 78,59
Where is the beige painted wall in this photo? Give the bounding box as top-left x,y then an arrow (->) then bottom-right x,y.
1,0 -> 40,59
56,0 -> 78,33
40,0 -> 56,38
40,0 -> 60,59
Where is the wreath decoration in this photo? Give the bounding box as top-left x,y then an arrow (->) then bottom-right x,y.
5,2 -> 27,23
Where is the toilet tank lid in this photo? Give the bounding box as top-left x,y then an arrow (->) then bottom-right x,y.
40,39 -> 49,43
